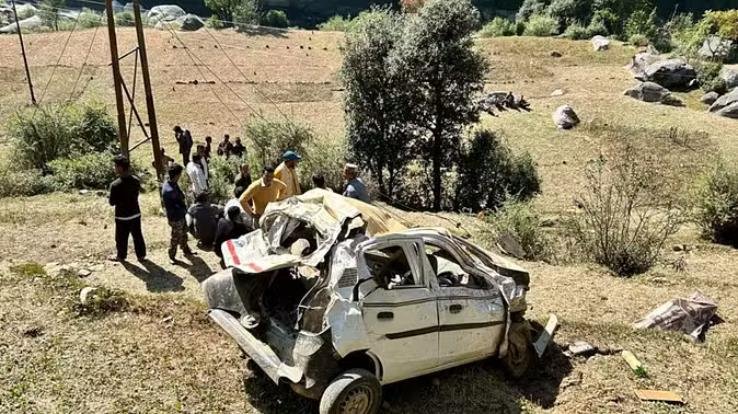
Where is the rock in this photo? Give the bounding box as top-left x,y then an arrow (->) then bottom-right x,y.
628,52 -> 661,77
567,341 -> 597,357
79,287 -> 98,305
79,189 -> 89,195
591,35 -> 610,52
716,102 -> 738,119
551,89 -> 565,96
22,325 -> 43,338
721,67 -> 738,90
709,88 -> 738,113
552,105 -> 580,129
637,58 -> 697,90
0,15 -> 43,34
147,5 -> 186,25
111,0 -> 124,13
161,316 -> 174,324
624,82 -> 682,106
550,51 -> 562,58
699,35 -> 738,62
701,91 -> 720,105
77,268 -> 92,278
175,14 -> 204,31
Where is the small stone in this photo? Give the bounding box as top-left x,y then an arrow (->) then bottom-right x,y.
162,316 -> 174,324
551,89 -> 565,96
22,326 -> 43,338
79,287 -> 98,305
673,244 -> 684,252
77,269 -> 92,278
550,51 -> 562,58
79,189 -> 89,195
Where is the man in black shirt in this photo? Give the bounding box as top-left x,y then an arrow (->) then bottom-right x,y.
108,155 -> 146,262
231,137 -> 246,158
214,206 -> 248,268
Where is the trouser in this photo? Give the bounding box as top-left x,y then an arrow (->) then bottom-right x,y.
115,217 -> 146,260
181,149 -> 191,165
168,219 -> 190,257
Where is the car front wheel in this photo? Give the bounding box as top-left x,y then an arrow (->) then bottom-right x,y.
319,368 -> 381,414
502,320 -> 536,378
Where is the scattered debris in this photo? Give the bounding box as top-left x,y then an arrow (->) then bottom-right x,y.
634,291 -> 721,342
591,35 -> 610,52
77,268 -> 92,278
552,104 -> 580,129
79,287 -> 99,306
161,316 -> 174,324
622,350 -> 647,377
564,341 -> 622,358
533,314 -> 559,358
551,89 -> 565,96
22,325 -> 43,338
477,91 -> 531,116
635,389 -> 685,405
496,231 -> 525,259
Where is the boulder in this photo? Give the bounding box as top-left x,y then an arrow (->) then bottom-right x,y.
174,14 -> 204,31
592,35 -> 610,52
699,35 -> 738,62
710,88 -> 738,114
716,102 -> 738,119
0,14 -> 43,34
147,5 -> 185,25
627,52 -> 661,76
624,82 -> 682,106
636,58 -> 696,90
553,105 -> 580,129
701,91 -> 720,105
721,67 -> 738,90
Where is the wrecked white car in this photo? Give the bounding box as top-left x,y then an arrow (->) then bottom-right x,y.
203,190 -> 544,414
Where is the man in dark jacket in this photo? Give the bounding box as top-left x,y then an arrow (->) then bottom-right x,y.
108,155 -> 146,262
187,192 -> 222,249
214,206 -> 249,268
162,164 -> 195,264
174,126 -> 193,165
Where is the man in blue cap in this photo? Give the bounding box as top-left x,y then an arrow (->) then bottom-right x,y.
275,150 -> 302,198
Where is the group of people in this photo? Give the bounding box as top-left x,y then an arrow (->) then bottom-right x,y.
109,128 -> 371,268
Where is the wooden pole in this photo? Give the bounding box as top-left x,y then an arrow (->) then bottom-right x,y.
132,0 -> 164,181
10,0 -> 36,105
105,0 -> 129,157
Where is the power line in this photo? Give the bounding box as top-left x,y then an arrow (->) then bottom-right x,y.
36,10 -> 82,107
69,19 -> 102,101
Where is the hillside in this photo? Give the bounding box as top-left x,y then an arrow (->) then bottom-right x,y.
1,28 -> 738,413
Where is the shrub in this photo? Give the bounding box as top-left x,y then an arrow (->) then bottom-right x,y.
233,0 -> 260,30
624,7 -> 658,42
317,15 -> 354,32
300,138 -> 347,192
692,163 -> 738,247
516,0 -> 548,22
205,15 -> 225,29
571,145 -> 682,277
114,11 -> 135,26
628,33 -> 649,46
7,103 -> 117,172
479,17 -> 516,37
262,9 -> 289,28
703,10 -> 738,42
47,152 -> 117,190
563,22 -> 589,39
585,18 -> 608,37
695,61 -> 727,94
78,8 -> 103,28
455,129 -> 540,212
590,8 -> 619,36
244,117 -> 315,169
207,155 -> 241,204
489,200 -> 550,261
0,167 -> 57,197
524,14 -> 559,37
546,0 -> 592,27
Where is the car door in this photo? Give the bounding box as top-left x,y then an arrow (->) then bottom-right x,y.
357,238 -> 439,384
425,242 -> 506,367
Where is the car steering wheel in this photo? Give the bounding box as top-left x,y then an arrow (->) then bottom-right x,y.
437,271 -> 457,287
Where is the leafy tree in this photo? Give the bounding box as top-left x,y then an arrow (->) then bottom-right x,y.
233,0 -> 260,29
205,0 -> 259,26
395,0 -> 487,211
39,0 -> 66,31
262,9 -> 289,28
516,0 -> 549,22
342,9 -> 414,200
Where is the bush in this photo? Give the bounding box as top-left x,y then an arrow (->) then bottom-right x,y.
489,200 -> 549,261
692,162 -> 738,247
78,8 -> 103,28
114,11 -> 135,26
479,17 -> 516,37
590,8 -> 619,36
524,14 -> 559,37
563,22 -> 589,39
47,152 -> 118,190
262,9 -> 289,28
299,138 -> 347,192
7,103 -> 117,172
455,129 -> 540,212
628,33 -> 649,46
546,0 -> 592,27
205,15 -> 226,29
207,155 -> 241,204
624,7 -> 658,42
695,61 -> 727,94
317,15 -> 354,32
516,0 -> 548,22
244,117 -> 315,170
0,167 -> 57,197
571,145 -> 682,276
233,0 -> 260,30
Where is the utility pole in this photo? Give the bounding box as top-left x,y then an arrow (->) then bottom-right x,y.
132,0 -> 164,181
105,0 -> 129,157
11,0 -> 36,105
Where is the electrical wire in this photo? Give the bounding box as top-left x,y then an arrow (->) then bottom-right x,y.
36,10 -> 82,106
68,18 -> 102,101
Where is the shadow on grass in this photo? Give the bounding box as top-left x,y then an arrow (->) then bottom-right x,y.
237,25 -> 289,38
122,260 -> 185,293
187,254 -> 215,283
241,362 -> 315,413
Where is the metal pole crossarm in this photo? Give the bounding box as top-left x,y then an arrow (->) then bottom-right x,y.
105,0 -> 129,157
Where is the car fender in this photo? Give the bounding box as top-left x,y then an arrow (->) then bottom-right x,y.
326,297 -> 372,357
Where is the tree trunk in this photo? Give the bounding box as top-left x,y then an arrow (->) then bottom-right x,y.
432,128 -> 442,211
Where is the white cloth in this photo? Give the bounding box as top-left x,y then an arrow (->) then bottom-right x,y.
186,161 -> 208,194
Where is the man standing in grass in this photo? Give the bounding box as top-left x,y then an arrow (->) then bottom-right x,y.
275,150 -> 302,198
174,126 -> 193,165
108,155 -> 146,262
162,164 -> 195,264
239,165 -> 287,226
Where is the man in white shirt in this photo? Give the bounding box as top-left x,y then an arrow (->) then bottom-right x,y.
186,154 -> 208,195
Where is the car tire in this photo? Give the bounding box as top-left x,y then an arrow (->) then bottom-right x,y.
319,368 -> 382,414
502,320 -> 535,378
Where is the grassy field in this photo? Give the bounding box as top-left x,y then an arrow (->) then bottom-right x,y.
1,28 -> 738,413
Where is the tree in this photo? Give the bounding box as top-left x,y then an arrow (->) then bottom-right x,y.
342,9 -> 415,200
205,0 -> 259,26
39,0 -> 66,31
395,0 -> 487,211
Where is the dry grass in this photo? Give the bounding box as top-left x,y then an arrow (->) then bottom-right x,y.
1,28 -> 738,413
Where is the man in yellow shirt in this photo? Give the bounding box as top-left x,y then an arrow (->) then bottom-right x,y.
274,150 -> 301,197
239,165 -> 287,225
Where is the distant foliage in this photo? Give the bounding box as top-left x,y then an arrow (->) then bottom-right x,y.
489,200 -> 550,261
205,15 -> 226,29
233,0 -> 260,29
114,11 -> 135,26
455,129 -> 540,212
317,15 -> 356,31
563,22 -> 589,39
692,162 -> 738,247
479,17 -> 517,37
262,9 -> 289,28
523,13 -> 558,36
204,0 -> 241,24
244,117 -> 315,168
39,0 -> 66,31
78,8 -> 103,28
704,9 -> 738,41
47,153 -> 118,190
0,167 -> 57,197
516,0 -> 548,22
207,155 -> 242,204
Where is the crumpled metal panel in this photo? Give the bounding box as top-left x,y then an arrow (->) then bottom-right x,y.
634,291 -> 719,342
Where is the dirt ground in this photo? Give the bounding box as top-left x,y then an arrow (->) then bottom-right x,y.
1,28 -> 738,413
